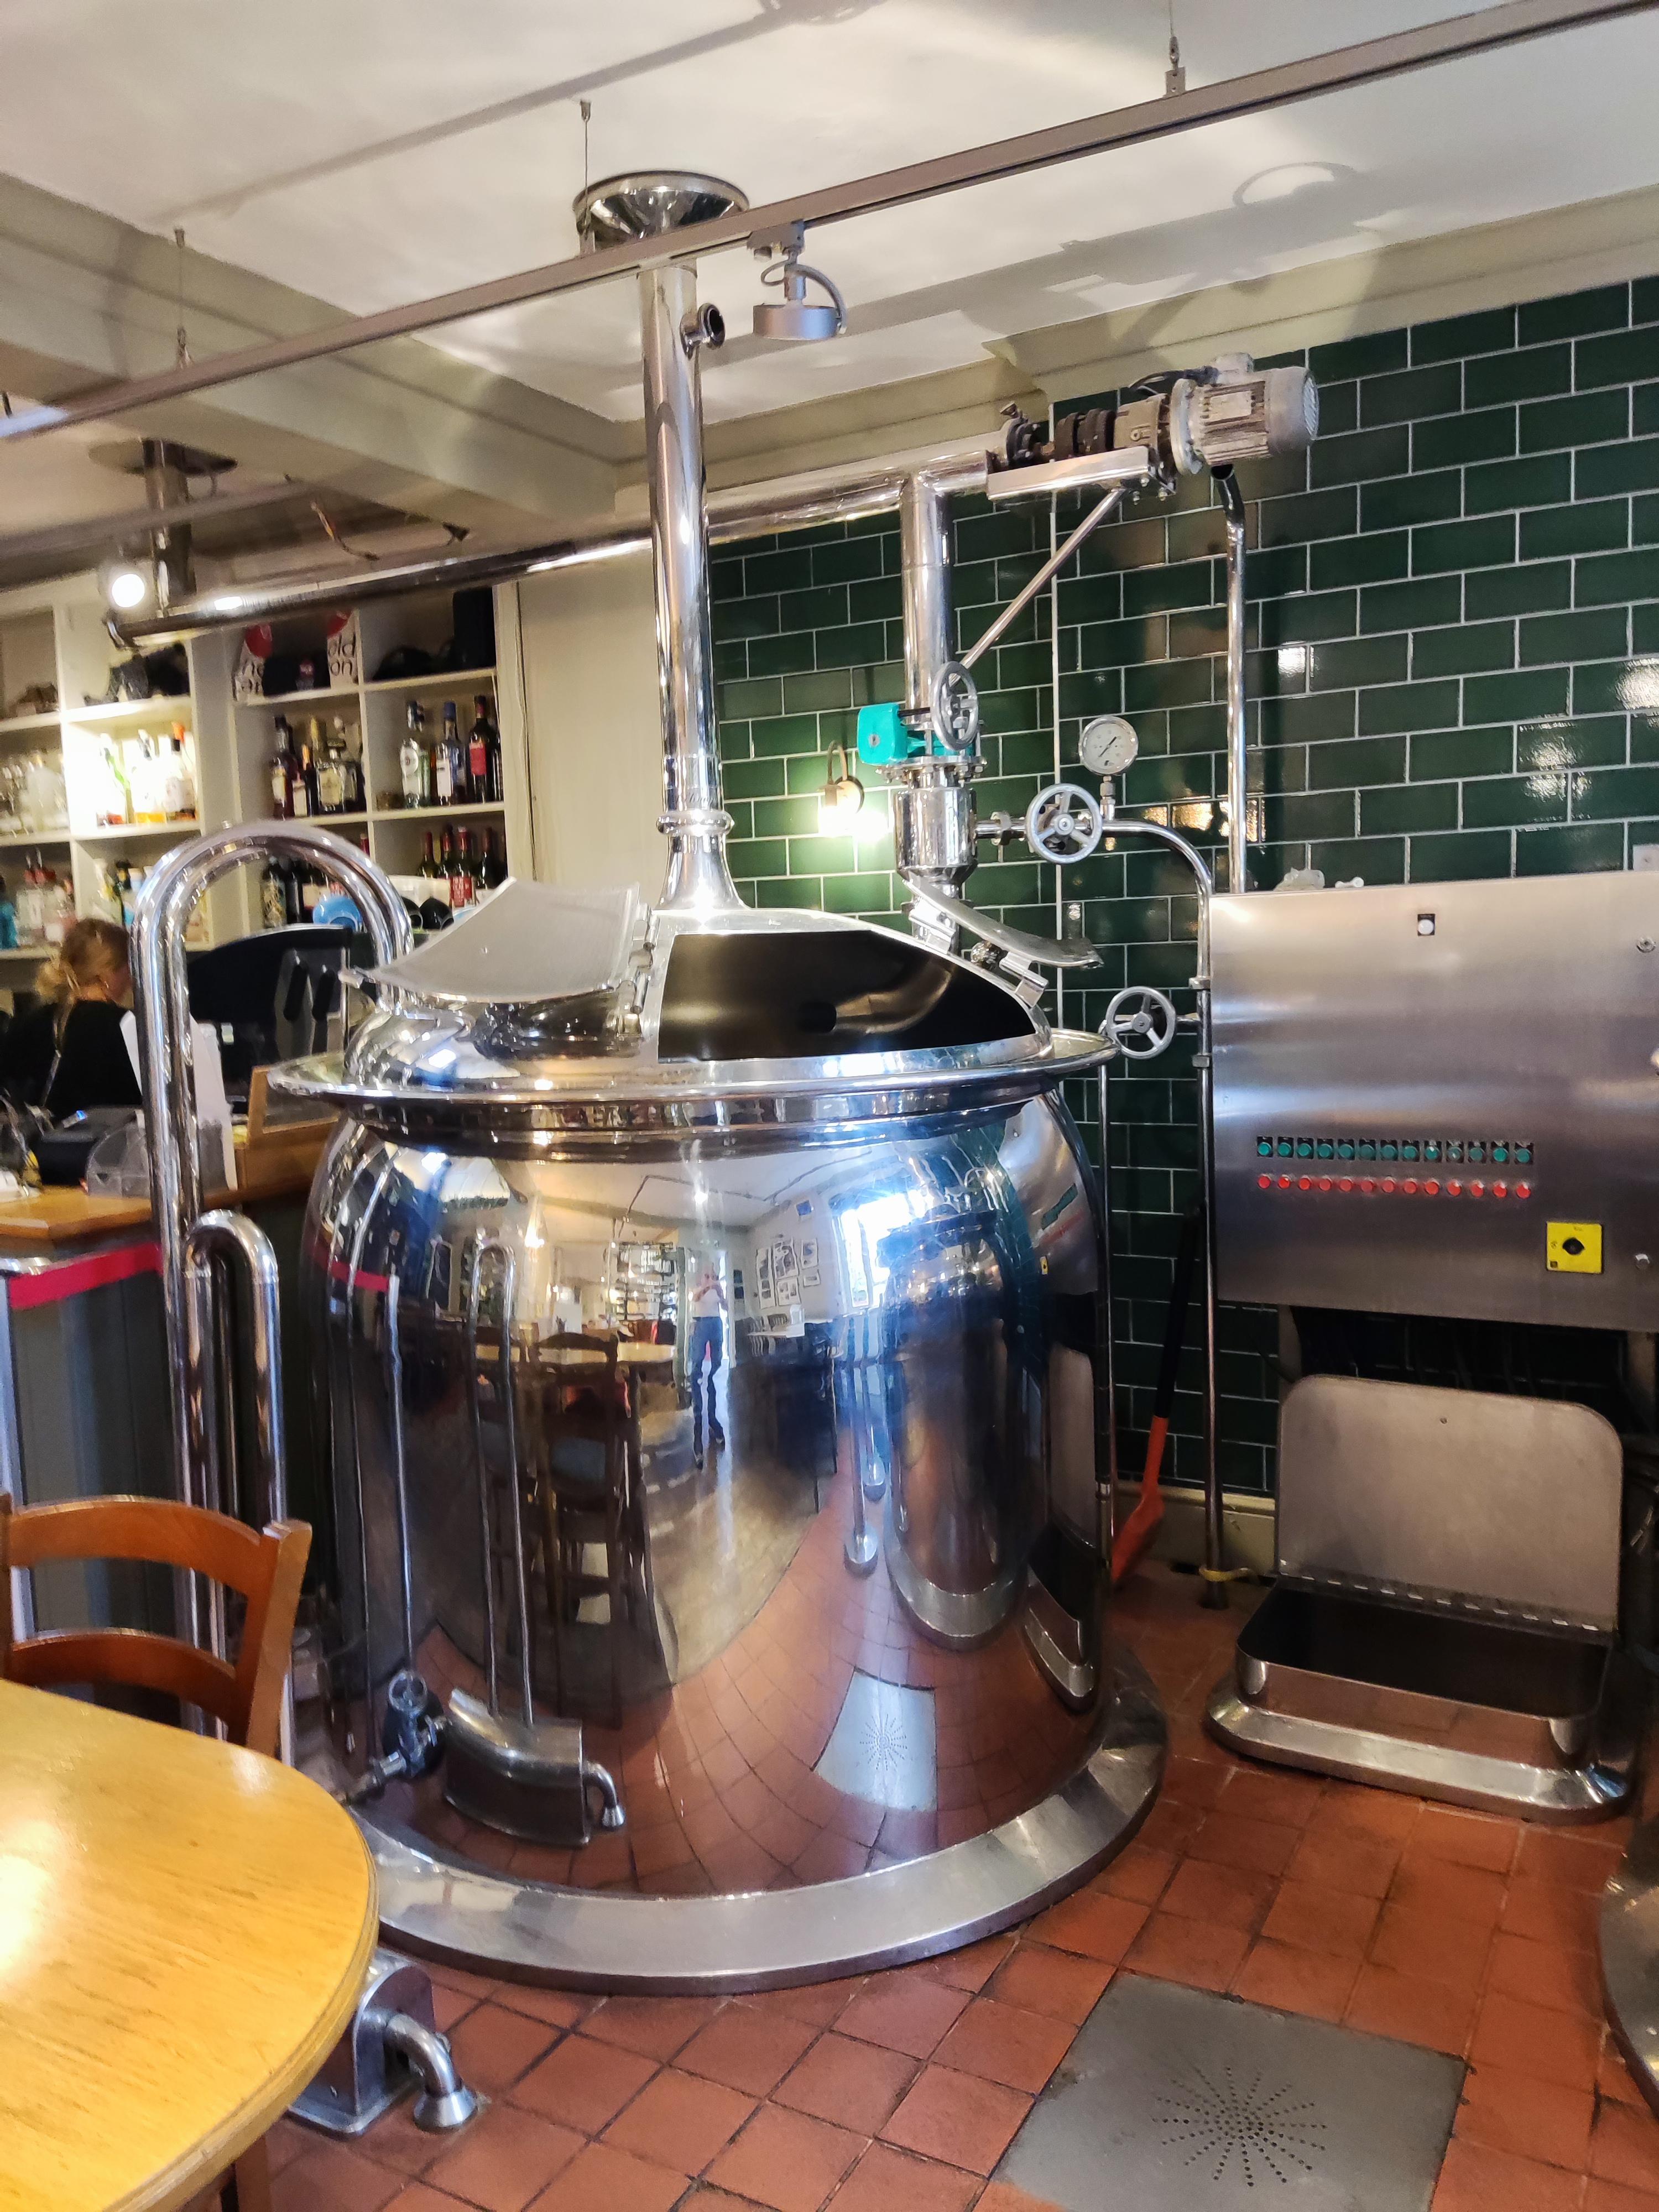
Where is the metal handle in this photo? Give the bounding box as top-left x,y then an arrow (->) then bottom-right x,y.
1100,985 -> 1179,1061
466,1233 -> 533,1726
1025,782 -> 1105,865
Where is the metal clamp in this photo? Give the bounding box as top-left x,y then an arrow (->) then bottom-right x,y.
1025,782 -> 1105,865
1100,985 -> 1178,1060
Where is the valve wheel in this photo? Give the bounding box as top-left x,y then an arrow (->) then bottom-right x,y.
931,659 -> 980,753
1100,984 -> 1178,1061
1024,781 -> 1104,864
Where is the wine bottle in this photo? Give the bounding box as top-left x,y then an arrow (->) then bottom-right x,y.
269,715 -> 293,818
419,830 -> 440,880
451,827 -> 476,910
472,695 -> 503,805
401,702 -> 431,809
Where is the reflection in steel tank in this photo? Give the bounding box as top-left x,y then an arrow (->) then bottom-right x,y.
304,1094 -> 1104,1893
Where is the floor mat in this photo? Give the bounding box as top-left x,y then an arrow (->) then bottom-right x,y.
995,1974 -> 1464,2209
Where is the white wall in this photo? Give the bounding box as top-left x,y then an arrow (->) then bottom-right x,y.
514,557 -> 664,899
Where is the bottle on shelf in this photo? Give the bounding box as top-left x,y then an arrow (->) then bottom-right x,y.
163,726 -> 196,821
260,861 -> 288,932
335,717 -> 364,812
477,826 -> 507,891
434,700 -> 462,806
419,830 -> 441,880
401,702 -> 431,809
274,714 -> 310,818
299,728 -> 321,818
450,827 -> 476,911
468,695 -> 502,805
315,717 -> 346,816
129,735 -> 166,824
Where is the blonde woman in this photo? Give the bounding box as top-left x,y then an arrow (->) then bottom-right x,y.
0,919 -> 140,1118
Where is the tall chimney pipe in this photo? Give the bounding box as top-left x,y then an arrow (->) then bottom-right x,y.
575,172 -> 749,914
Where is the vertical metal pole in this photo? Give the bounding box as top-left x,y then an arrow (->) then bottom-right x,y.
1191,877 -> 1225,1604
640,264 -> 738,915
384,1274 -> 418,1678
899,473 -> 951,728
1217,470 -> 1249,894
1095,1061 -> 1119,1553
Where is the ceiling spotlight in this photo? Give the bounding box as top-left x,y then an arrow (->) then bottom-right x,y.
98,553 -> 156,617
754,225 -> 847,343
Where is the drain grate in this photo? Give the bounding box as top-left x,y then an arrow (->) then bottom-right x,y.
997,1975 -> 1462,2210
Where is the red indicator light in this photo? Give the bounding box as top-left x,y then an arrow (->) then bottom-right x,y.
1380,1177 -> 1397,1194
1447,1180 -> 1462,1196
1469,1181 -> 1485,1197
1424,1179 -> 1441,1196
1299,1175 -> 1313,1191
1279,1175 -> 1292,1189
1359,1178 -> 1376,1193
1259,1173 -> 1272,1189
1514,1181 -> 1531,1200
1492,1181 -> 1507,1199
1338,1177 -> 1354,1193
1402,1178 -> 1418,1195
1318,1176 -> 1333,1192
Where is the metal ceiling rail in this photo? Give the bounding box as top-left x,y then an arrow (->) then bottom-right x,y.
3,0 -> 1654,451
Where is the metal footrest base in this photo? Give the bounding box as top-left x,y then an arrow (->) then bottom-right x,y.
289,1949 -> 436,2137
1206,1584 -> 1642,1824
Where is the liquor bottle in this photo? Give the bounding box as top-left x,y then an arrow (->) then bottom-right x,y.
434,701 -> 461,805
164,727 -> 196,820
450,827 -> 476,911
284,716 -> 311,819
298,731 -> 320,818
335,718 -> 364,812
260,862 -> 288,932
315,722 -> 345,816
419,830 -> 441,880
401,703 -> 431,809
269,716 -> 293,818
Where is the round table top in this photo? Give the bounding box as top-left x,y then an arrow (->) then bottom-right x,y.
0,1678 -> 378,2212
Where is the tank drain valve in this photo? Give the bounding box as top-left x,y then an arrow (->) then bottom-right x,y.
346,1668 -> 446,1804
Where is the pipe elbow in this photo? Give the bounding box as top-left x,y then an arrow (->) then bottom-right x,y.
585,1758 -> 627,1832
369,2009 -> 479,2131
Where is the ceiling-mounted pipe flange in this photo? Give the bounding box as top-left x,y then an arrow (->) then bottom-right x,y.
573,172 -> 749,248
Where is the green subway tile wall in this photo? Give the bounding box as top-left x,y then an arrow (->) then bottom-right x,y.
711,278 -> 1659,1499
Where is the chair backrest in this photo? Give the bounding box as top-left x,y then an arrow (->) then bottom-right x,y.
0,1494 -> 310,1757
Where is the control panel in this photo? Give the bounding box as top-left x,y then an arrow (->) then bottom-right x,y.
1212,872 -> 1659,1331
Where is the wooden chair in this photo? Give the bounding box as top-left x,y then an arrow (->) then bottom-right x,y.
0,1493 -> 311,2212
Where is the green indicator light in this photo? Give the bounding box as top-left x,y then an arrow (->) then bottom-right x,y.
1337,1141 -> 1355,1160
1423,1142 -> 1441,1162
1316,1141 -> 1334,1159
1468,1142 -> 1486,1164
1400,1142 -> 1419,1162
1296,1140 -> 1314,1159
1446,1143 -> 1463,1162
1515,1144 -> 1532,1165
1258,1139 -> 1274,1156
1491,1145 -> 1509,1164
1380,1142 -> 1399,1161
1358,1141 -> 1377,1160
1277,1139 -> 1294,1157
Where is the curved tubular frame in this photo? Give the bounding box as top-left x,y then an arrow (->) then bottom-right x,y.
1093,813 -> 1224,1597
132,825 -> 412,1652
358,1648 -> 1164,1994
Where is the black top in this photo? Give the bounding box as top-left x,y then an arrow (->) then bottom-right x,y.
0,999 -> 142,1119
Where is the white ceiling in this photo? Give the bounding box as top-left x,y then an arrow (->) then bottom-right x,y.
3,0 -> 1659,428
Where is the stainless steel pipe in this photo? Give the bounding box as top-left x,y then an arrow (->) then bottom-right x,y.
1217,472 -> 1249,894
899,474 -> 952,727
132,823 -> 412,1648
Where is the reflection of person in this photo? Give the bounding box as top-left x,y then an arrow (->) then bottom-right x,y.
688,1260 -> 727,1468
0,920 -> 142,1119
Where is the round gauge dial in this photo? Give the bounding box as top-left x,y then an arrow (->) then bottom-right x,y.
1078,714 -> 1139,778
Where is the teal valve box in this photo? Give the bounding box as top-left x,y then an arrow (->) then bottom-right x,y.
857,702 -> 927,767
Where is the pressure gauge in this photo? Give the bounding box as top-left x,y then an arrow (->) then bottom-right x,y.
1079,715 -> 1139,779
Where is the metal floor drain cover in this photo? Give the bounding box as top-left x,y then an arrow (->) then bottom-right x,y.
814,1671 -> 937,1811
997,1975 -> 1462,2210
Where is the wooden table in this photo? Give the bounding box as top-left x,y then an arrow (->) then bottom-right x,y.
0,1134 -> 326,1251
0,1680 -> 377,2211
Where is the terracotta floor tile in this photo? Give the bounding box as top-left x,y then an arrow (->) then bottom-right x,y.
1601,2043 -> 1652,2110
878,2064 -> 1031,2175
677,2003 -> 818,2096
1485,1932 -> 1601,2018
924,1933 -> 1015,1992
601,2067 -> 756,2176
989,1942 -> 1112,2025
1124,1912 -> 1251,1994
1369,1904 -> 1494,1992
975,2185 -> 1067,2212
836,1974 -> 972,2060
1408,1807 -> 1523,1876
705,2104 -> 865,2212
582,1996 -> 723,2060
1469,1991 -> 1603,2090
1455,2062 -> 1594,2171
422,2104 -> 585,2212
383,2188 -> 473,2211
1593,2104 -> 1659,2195
490,1987 -> 591,2034
1501,1877 -> 1600,1953
1431,2138 -> 1584,2212
272,2142 -> 408,2212
1217,1766 -> 1326,1829
740,1980 -> 861,2030
773,2032 -> 918,2133
1389,1857 -> 1508,1933
831,2143 -> 981,2212
1187,1809 -> 1302,1878
1343,1964 -> 1479,2057
932,1997 -> 1074,2094
512,2035 -> 658,2133
1308,1785 -> 1421,1844
1584,2183 -> 1659,2212
354,2098 -> 453,2179
445,2003 -> 562,2094
676,2193 -> 770,2211
1162,1752 -> 1231,1808
1025,1889 -> 1149,1965
1515,1827 -> 1626,1895
1090,1843 -> 1175,1906
1231,1938 -> 1359,2023
1260,1877 -> 1381,1960
524,2141 -> 685,2212
1159,1857 -> 1276,1934
1284,1827 -> 1402,1901
432,1983 -> 483,2034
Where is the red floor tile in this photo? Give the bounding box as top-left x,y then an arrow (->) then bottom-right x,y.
1124,1911 -> 1251,1994
1408,1807 -> 1523,1876
383,2187 -> 473,2211
974,2185 -> 1068,2212
490,1986 -> 591,2034
1389,1858 -> 1509,1934
988,1942 -> 1112,2025
272,2141 -> 408,2212
932,1997 -> 1074,2094
1432,2137 -> 1585,2211
1158,1856 -> 1276,1934
445,2004 -> 562,2095
524,2141 -> 685,2212
1584,2183 -> 1659,2212
1217,1766 -> 1326,1829
1186,1809 -> 1302,1878
511,2035 -> 658,2133
1284,1825 -> 1402,1900
677,2003 -> 820,2096
925,1933 -> 1015,1993
1486,1932 -> 1602,2018
830,2143 -> 980,2212
422,2104 -> 585,2212
836,1973 -> 971,2060
1090,1842 -> 1175,1906
1343,1963 -> 1480,2057
704,2104 -> 865,2212
878,2064 -> 1031,2175
602,2067 -> 756,2176
1501,1877 -> 1600,1953
1601,2043 -> 1652,2110
771,2032 -> 918,2134
1232,1938 -> 1360,2023
1454,2062 -> 1595,2171
1468,1991 -> 1603,2091
1260,1877 -> 1381,1959
1025,1888 -> 1149,1964
1369,1903 -> 1494,1992
1514,1828 -> 1627,1895
581,1995 -> 722,2060
1592,2104 -> 1659,2196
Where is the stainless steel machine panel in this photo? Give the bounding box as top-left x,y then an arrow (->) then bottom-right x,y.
1213,873 -> 1659,1328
